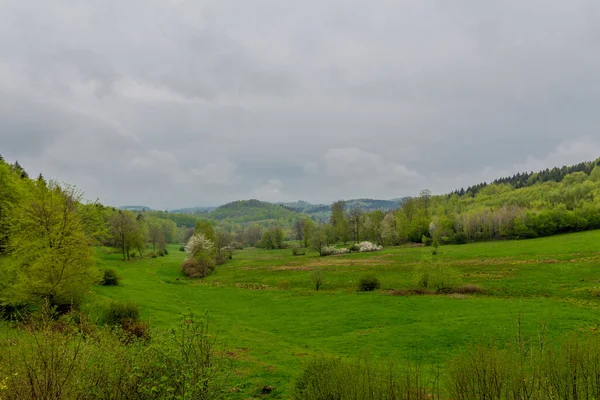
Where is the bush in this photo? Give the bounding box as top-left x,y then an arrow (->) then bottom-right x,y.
358,275 -> 380,291
163,248 -> 169,255
230,241 -> 244,250
292,247 -> 306,256
455,232 -> 468,244
321,246 -> 350,256
431,238 -> 440,255
422,235 -> 433,246
348,243 -> 360,253
147,251 -> 158,258
100,269 -> 119,286
454,284 -> 482,294
358,241 -> 382,252
158,250 -> 165,257
179,246 -> 186,251
101,300 -> 140,328
0,311 -> 233,399
293,355 -> 435,399
311,268 -> 325,291
182,257 -> 216,278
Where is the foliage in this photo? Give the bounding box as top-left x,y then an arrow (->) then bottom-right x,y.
292,247 -> 306,256
101,269 -> 120,286
357,241 -> 382,252
321,246 -> 350,256
101,300 -> 140,328
182,258 -> 215,278
358,275 -> 380,291
293,355 -> 436,400
257,226 -> 286,249
0,310 -> 233,400
108,210 -> 145,261
311,268 -> 325,291
6,182 -> 101,308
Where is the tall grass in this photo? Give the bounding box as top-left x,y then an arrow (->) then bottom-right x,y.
293,355 -> 439,400
0,310 -> 233,400
294,327 -> 600,400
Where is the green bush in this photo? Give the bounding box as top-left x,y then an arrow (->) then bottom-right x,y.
147,251 -> 158,258
293,355 -> 435,399
158,250 -> 165,257
348,243 -> 360,253
179,246 -> 185,252
454,232 -> 468,244
358,275 -> 380,291
163,248 -> 169,255
182,257 -> 216,278
101,300 -> 140,328
100,269 -> 119,286
0,311 -> 233,399
292,247 -> 306,256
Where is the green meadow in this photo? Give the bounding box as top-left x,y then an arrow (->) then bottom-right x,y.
90,230 -> 600,398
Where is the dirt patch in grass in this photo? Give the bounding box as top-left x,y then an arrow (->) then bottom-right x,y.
453,257 -> 562,266
235,283 -> 273,290
252,257 -> 395,271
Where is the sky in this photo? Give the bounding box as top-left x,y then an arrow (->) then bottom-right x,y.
1,0 -> 600,209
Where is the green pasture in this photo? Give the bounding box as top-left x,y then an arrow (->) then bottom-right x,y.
90,230 -> 600,398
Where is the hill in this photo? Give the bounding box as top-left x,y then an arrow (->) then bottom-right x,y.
280,198 -> 400,220
206,199 -> 305,226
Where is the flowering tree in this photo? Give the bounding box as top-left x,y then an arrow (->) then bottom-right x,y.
183,233 -> 216,278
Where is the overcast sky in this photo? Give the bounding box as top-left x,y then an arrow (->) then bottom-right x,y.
2,0 -> 600,209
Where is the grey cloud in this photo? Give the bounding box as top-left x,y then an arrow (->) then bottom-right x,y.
1,0 -> 600,207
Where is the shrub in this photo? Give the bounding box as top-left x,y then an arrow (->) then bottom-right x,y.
101,300 -> 140,328
431,238 -> 440,255
358,241 -> 382,252
230,241 -> 244,250
358,275 -> 380,291
455,284 -> 483,294
100,269 -> 119,286
422,235 -> 433,246
147,251 -> 158,258
293,355 -> 435,399
292,247 -> 306,256
321,246 -> 350,256
179,246 -> 185,251
311,268 -> 325,291
0,311 -> 233,399
182,257 -> 215,278
277,280 -> 291,290
158,250 -> 165,257
455,232 -> 468,244
348,243 -> 360,252
163,248 -> 169,255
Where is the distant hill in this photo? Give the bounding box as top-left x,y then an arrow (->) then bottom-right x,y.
279,198 -> 400,220
170,206 -> 217,214
119,205 -> 152,211
454,158 -> 600,197
206,199 -> 305,226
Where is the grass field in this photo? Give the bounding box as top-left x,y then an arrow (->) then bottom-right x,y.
90,230 -> 600,398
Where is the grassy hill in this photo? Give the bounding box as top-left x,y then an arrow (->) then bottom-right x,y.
207,199 -> 306,226
90,229 -> 600,398
281,198 -> 400,221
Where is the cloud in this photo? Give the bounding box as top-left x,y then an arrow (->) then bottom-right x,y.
324,147 -> 420,183
252,179 -> 284,202
2,0 -> 600,207
190,158 -> 240,185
